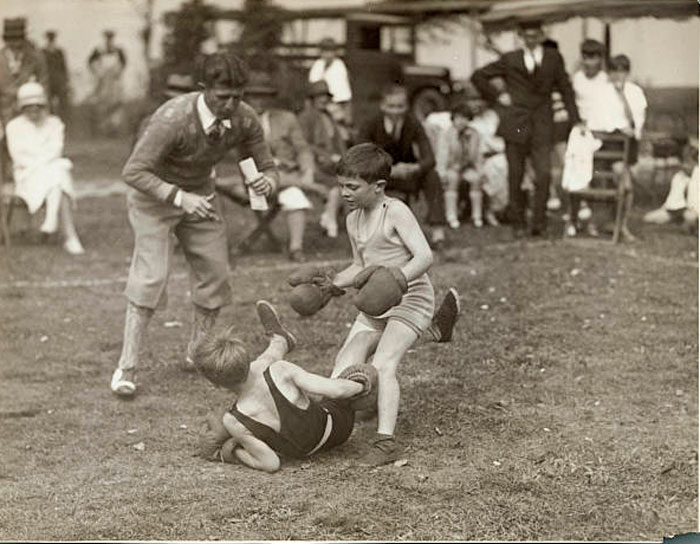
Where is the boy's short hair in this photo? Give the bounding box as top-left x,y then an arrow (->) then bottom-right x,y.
609,54 -> 631,72
450,101 -> 473,121
192,326 -> 251,389
200,53 -> 248,89
380,83 -> 408,101
580,39 -> 605,57
337,143 -> 393,184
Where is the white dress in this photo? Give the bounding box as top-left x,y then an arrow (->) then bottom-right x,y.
5,113 -> 75,214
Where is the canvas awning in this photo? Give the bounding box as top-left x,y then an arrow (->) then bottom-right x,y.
479,0 -> 698,31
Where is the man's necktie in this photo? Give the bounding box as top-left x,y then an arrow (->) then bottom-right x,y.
208,118 -> 226,141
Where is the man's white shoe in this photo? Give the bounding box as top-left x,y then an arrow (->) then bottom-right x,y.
111,368 -> 136,397
64,238 -> 85,255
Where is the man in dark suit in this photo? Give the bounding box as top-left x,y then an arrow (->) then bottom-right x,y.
358,84 -> 446,248
471,20 -> 581,237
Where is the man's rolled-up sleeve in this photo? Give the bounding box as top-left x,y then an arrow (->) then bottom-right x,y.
122,116 -> 180,203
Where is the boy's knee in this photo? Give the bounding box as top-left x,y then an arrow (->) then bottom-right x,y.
371,358 -> 398,378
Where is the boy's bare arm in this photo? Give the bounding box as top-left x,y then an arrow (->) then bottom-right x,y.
388,203 -> 433,281
222,413 -> 280,473
287,363 -> 363,400
333,219 -> 364,288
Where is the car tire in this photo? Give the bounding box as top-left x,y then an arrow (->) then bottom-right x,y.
411,88 -> 447,122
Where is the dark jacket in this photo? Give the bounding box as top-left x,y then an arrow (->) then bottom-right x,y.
471,47 -> 580,145
358,111 -> 436,175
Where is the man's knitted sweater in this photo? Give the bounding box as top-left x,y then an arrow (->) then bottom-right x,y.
122,92 -> 278,203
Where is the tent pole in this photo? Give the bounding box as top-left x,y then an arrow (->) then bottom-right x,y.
604,21 -> 611,61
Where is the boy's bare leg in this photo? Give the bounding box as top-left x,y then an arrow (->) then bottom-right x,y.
111,301 -> 154,397
332,323 -> 381,378
361,319 -> 418,466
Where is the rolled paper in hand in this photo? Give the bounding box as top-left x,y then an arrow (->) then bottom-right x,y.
239,157 -> 269,211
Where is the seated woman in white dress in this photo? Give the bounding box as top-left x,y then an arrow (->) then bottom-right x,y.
6,82 -> 84,254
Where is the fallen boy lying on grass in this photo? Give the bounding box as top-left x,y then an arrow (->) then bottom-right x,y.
194,300 -> 377,473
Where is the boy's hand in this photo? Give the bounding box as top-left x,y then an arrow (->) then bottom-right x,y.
353,266 -> 408,317
197,407 -> 231,461
181,192 -> 219,221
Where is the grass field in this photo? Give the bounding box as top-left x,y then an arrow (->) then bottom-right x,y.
0,149 -> 698,540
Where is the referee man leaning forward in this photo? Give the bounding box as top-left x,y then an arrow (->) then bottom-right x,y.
110,53 -> 279,398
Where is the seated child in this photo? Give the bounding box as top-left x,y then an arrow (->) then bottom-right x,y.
644,143 -> 698,232
193,300 -> 368,473
5,82 -> 85,254
442,102 -> 498,228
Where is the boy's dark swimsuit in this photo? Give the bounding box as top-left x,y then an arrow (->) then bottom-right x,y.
228,367 -> 355,459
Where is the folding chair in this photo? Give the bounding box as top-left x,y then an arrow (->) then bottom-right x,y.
216,182 -> 283,254
569,132 -> 631,244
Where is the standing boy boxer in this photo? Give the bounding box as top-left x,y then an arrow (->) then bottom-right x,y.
110,53 -> 278,398
291,143 -> 460,465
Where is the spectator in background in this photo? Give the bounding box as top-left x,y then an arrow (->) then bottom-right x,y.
566,39 -> 609,232
543,39 -> 571,213
471,20 -> 581,238
643,142 -> 698,233
87,30 -> 127,137
0,17 -> 48,185
572,39 -> 610,132
309,37 -> 352,133
42,30 -> 70,123
603,54 -> 647,241
0,18 -> 48,126
465,91 -> 509,223
358,84 -> 447,249
298,80 -> 347,239
5,82 -> 84,255
426,102 -> 496,229
243,75 -> 327,262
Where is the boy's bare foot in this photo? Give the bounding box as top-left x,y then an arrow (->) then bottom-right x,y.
428,288 -> 461,343
256,300 -> 297,352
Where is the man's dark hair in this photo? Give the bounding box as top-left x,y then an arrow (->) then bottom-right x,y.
580,39 -> 605,57
200,53 -> 249,89
609,54 -> 631,72
337,143 -> 393,184
518,19 -> 543,31
380,83 -> 408,101
450,101 -> 474,121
